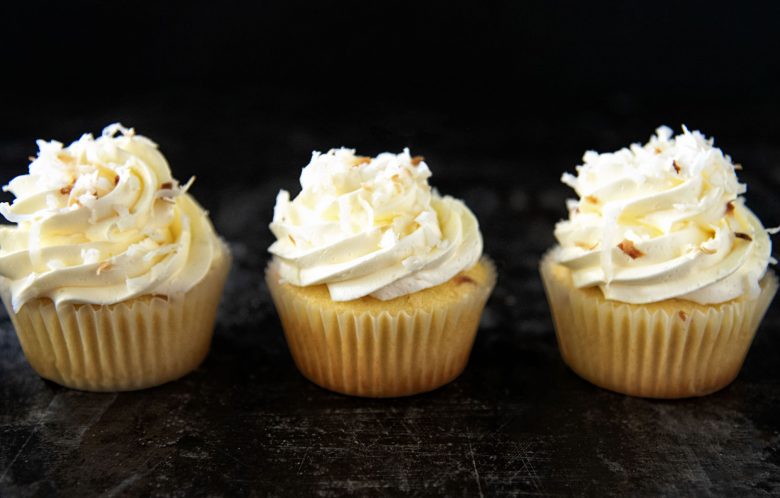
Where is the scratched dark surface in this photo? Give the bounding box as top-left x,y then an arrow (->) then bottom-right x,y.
0,96 -> 779,497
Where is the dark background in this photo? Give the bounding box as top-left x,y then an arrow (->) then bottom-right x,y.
2,1 -> 779,173
2,2 -> 780,496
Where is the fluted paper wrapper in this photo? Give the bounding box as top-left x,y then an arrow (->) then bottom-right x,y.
1,250 -> 231,392
540,252 -> 777,398
266,259 -> 496,398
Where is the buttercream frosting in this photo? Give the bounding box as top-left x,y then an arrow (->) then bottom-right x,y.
0,123 -> 226,311
269,148 -> 482,301
554,126 -> 773,304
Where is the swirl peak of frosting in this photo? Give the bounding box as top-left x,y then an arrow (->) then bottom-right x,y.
0,123 -> 225,311
269,148 -> 482,301
554,126 -> 772,304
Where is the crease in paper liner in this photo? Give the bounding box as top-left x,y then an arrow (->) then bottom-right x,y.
266,258 -> 496,398
540,251 -> 778,398
1,246 -> 231,392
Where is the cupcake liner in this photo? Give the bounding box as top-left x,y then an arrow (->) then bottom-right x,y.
540,252 -> 778,398
1,248 -> 231,392
266,258 -> 496,398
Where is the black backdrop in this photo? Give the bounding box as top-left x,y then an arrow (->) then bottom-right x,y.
3,2 -> 778,138
1,1 -> 779,240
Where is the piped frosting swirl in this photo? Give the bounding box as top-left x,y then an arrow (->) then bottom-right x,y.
0,124 -> 226,311
554,126 -> 772,304
269,148 -> 482,301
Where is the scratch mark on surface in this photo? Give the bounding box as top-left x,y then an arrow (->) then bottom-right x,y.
213,447 -> 252,469
0,394 -> 58,483
104,458 -> 164,497
297,446 -> 311,475
75,392 -> 118,450
468,440 -> 484,498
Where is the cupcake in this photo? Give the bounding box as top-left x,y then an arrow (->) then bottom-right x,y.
266,148 -> 495,397
541,126 -> 777,398
0,124 -> 231,391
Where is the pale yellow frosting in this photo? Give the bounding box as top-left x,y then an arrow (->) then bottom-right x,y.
0,124 -> 227,311
269,148 -> 483,301
554,126 -> 773,304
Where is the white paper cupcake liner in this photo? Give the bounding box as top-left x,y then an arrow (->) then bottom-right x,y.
540,252 -> 777,398
266,258 -> 496,397
2,248 -> 231,392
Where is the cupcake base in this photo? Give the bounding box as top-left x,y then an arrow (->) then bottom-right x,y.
1,246 -> 231,392
540,251 -> 778,398
266,258 -> 496,398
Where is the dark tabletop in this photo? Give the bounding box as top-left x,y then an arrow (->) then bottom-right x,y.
0,98 -> 779,497
2,2 -> 780,496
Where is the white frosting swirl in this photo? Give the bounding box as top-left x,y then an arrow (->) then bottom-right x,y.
269,148 -> 482,301
0,123 -> 226,311
554,126 -> 773,304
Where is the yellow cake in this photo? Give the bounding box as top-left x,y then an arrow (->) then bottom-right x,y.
0,124 -> 230,391
266,148 -> 495,397
267,257 -> 495,397
541,126 -> 776,398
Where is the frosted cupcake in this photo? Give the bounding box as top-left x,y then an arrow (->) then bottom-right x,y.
541,126 -> 776,398
0,124 -> 230,391
266,148 -> 495,397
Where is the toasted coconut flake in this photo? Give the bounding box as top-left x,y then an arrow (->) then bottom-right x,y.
672,160 -> 682,174
575,241 -> 598,251
735,232 -> 753,242
411,156 -> 424,166
617,239 -> 644,259
699,245 -> 717,255
678,311 -> 687,321
56,153 -> 74,164
96,262 -> 112,275
453,275 -> 476,285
